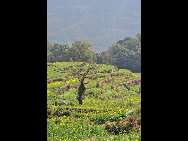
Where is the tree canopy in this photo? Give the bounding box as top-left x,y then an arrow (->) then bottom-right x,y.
47,34 -> 141,72
95,34 -> 141,72
67,40 -> 94,63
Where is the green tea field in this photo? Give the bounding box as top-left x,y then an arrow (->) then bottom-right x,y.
47,62 -> 141,141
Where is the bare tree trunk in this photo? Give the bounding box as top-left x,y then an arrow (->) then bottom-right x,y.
77,76 -> 86,105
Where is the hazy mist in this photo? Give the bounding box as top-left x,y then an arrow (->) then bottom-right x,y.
47,0 -> 141,52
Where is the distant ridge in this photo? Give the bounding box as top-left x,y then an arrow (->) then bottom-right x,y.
47,0 -> 141,52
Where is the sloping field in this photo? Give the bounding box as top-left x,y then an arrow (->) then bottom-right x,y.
47,62 -> 141,141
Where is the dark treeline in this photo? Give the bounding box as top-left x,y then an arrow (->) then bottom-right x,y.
47,33 -> 141,72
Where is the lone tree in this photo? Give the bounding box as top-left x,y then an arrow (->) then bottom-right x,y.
77,63 -> 96,105
77,73 -> 87,105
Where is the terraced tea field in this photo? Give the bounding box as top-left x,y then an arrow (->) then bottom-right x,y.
47,62 -> 141,141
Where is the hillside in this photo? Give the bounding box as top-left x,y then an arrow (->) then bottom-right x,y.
47,62 -> 141,140
47,0 -> 141,52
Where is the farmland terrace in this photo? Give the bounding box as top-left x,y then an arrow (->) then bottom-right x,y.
47,62 -> 141,141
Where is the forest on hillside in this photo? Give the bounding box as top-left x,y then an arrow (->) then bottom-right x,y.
47,33 -> 141,73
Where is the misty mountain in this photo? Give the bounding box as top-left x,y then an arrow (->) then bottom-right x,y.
47,0 -> 141,52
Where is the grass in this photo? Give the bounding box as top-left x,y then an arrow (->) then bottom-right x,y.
47,62 -> 141,141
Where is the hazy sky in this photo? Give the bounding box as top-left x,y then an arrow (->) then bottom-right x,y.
47,0 -> 141,52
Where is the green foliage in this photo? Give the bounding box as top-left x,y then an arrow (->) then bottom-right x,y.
47,62 -> 141,141
47,40 -> 95,63
64,88 -> 79,105
90,113 -> 128,124
109,33 -> 141,72
95,34 -> 141,72
67,40 -> 94,63
47,34 -> 141,73
47,42 -> 69,63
